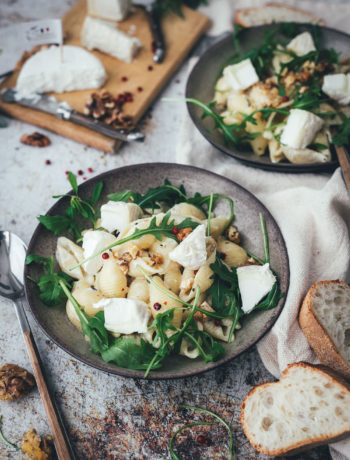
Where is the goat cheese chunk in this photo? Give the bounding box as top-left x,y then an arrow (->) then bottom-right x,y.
100,201 -> 142,234
237,264 -> 276,314
81,16 -> 141,63
82,231 -> 117,275
93,298 -> 150,334
169,224 -> 207,270
322,74 -> 350,105
16,45 -> 106,97
286,32 -> 316,56
223,59 -> 259,92
87,0 -> 131,21
280,109 -> 323,149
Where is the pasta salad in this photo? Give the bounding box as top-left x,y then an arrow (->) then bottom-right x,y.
187,23 -> 350,164
26,174 -> 282,376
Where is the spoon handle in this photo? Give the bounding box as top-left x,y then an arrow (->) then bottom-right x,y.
13,298 -> 75,460
22,330 -> 75,460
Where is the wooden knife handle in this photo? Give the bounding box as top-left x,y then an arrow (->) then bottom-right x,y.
23,331 -> 75,460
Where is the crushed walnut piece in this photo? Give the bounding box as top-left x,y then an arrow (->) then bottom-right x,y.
149,253 -> 163,267
176,228 -> 192,242
21,132 -> 51,147
21,429 -> 54,460
0,364 -> 35,401
227,225 -> 240,244
194,301 -> 215,322
84,90 -> 134,130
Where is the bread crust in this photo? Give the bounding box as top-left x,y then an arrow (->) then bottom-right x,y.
235,4 -> 325,27
299,280 -> 350,380
240,362 -> 350,456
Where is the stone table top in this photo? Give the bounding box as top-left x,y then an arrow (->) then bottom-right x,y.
0,1 -> 335,459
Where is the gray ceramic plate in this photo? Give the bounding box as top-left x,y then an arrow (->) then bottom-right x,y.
185,24 -> 349,173
24,163 -> 289,379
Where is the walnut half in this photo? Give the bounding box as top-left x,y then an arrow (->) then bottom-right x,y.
21,132 -> 51,147
21,429 -> 54,460
0,363 -> 36,401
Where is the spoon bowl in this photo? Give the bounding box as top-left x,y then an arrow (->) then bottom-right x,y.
0,230 -> 26,299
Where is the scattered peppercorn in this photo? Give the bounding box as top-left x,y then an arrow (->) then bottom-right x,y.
282,96 -> 289,102
83,177 -> 87,180
102,252 -> 109,260
87,167 -> 93,173
137,86 -> 143,92
148,65 -> 153,71
172,227 -> 179,235
196,434 -> 210,446
194,269 -> 198,275
121,76 -> 128,82
77,170 -> 84,176
153,302 -> 161,311
215,320 -> 221,327
151,40 -> 157,53
45,159 -> 51,165
65,170 -> 69,175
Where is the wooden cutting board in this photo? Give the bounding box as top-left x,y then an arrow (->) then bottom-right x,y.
0,0 -> 210,153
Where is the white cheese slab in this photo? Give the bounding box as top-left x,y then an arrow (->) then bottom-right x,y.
280,109 -> 323,149
82,230 -> 117,275
16,45 -> 107,97
100,201 -> 142,234
169,224 -> 207,270
93,298 -> 150,334
81,16 -> 141,63
322,74 -> 350,105
87,0 -> 131,22
223,58 -> 259,92
287,32 -> 316,56
237,264 -> 276,314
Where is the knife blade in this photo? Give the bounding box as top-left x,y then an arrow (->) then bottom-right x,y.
133,0 -> 165,63
1,89 -> 145,143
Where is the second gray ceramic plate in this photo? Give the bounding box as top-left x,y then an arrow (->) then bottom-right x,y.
185,24 -> 348,173
25,163 -> 289,379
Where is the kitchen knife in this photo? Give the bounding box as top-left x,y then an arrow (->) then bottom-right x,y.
133,0 -> 165,63
1,89 -> 145,143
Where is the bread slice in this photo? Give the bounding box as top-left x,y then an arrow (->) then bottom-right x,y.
299,280 -> 350,380
235,3 -> 325,27
240,362 -> 350,456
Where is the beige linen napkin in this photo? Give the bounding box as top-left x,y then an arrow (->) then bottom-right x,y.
176,1 -> 350,458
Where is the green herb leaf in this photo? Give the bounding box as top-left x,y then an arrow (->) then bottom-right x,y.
332,115 -> 350,147
38,215 -> 72,235
0,415 -> 20,451
107,190 -> 139,203
68,171 -> 78,194
91,182 -> 104,205
26,255 -> 73,306
101,338 -> 157,370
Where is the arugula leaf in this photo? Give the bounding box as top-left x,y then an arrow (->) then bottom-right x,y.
68,171 -> 78,194
91,182 -> 104,205
0,415 -> 19,451
252,279 -> 283,312
308,143 -> 328,151
101,338 -> 157,370
70,212 -> 199,271
332,114 -> 350,147
26,255 -> 73,306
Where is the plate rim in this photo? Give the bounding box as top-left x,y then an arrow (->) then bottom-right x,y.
24,162 -> 290,379
185,24 -> 350,173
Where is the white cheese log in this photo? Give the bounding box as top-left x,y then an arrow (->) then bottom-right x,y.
100,201 -> 142,234
169,224 -> 207,270
322,74 -> 350,105
87,0 -> 131,22
286,31 -> 316,56
280,109 -> 323,149
223,58 -> 259,92
81,16 -> 141,63
16,45 -> 107,97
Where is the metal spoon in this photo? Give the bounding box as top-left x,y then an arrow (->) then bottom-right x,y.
0,230 -> 75,460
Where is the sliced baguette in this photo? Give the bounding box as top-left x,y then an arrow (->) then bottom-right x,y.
240,362 -> 350,456
299,280 -> 350,380
235,3 -> 325,27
